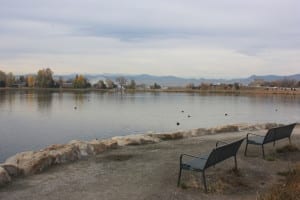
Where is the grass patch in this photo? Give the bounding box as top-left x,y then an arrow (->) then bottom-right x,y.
277,169 -> 296,177
259,165 -> 300,200
276,144 -> 299,154
180,183 -> 188,189
209,168 -> 248,193
96,154 -> 134,163
265,154 -> 276,161
228,168 -> 242,177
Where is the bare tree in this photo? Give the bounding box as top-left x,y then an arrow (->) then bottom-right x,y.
116,76 -> 127,89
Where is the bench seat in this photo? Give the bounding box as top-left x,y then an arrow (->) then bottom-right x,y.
247,135 -> 264,145
182,154 -> 209,171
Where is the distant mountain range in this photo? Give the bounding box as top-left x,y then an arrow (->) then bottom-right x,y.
55,73 -> 300,87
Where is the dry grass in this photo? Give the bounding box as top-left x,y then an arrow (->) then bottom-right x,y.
259,165 -> 300,200
179,168 -> 247,193
276,144 -> 299,154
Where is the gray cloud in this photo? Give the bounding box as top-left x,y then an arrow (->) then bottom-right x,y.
0,0 -> 299,77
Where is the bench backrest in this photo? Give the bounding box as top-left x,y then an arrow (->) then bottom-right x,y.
204,138 -> 244,169
263,128 -> 276,144
263,123 -> 296,144
274,123 -> 296,140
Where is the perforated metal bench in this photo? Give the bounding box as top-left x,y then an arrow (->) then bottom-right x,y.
177,138 -> 244,192
244,123 -> 297,158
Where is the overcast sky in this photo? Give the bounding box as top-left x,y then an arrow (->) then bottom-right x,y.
0,0 -> 299,78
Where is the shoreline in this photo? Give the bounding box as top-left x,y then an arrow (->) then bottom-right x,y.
0,122 -> 287,187
1,87 -> 299,96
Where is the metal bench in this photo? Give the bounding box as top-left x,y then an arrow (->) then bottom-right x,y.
244,123 -> 297,158
177,138 -> 244,192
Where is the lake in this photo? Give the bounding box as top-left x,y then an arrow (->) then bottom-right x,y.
0,90 -> 299,162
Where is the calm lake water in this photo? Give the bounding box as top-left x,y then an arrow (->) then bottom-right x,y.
0,90 -> 299,162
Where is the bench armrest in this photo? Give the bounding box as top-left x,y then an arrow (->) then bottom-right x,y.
180,154 -> 207,164
216,140 -> 228,147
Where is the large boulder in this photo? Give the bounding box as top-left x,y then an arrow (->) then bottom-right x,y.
5,144 -> 81,176
182,128 -> 212,137
89,139 -> 118,154
100,139 -> 118,149
45,144 -> 81,163
264,123 -> 282,129
5,151 -> 53,176
0,167 -> 11,186
68,140 -> 94,156
112,134 -> 160,146
148,131 -> 184,140
211,125 -> 239,133
238,123 -> 261,131
238,123 -> 282,132
0,164 -> 23,177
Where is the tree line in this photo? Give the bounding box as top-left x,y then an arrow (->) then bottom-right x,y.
0,68 -> 162,90
253,79 -> 300,88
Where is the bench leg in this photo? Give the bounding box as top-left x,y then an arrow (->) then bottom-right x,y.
273,140 -> 275,147
202,171 -> 208,193
177,167 -> 182,187
244,142 -> 248,156
262,145 -> 265,159
234,156 -> 237,170
289,137 -> 291,145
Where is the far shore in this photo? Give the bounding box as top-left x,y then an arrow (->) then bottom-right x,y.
1,86 -> 299,95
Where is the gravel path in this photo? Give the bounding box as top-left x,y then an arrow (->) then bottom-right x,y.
1,127 -> 300,200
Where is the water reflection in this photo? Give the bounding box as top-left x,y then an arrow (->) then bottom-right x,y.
0,91 -> 6,107
0,90 -> 17,112
36,91 -> 53,112
0,90 -> 299,162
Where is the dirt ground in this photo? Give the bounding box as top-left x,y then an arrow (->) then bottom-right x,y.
0,126 -> 299,200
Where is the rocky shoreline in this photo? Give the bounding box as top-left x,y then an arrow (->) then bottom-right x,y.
0,123 -> 282,187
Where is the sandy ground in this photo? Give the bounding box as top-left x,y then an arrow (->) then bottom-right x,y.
0,126 -> 300,200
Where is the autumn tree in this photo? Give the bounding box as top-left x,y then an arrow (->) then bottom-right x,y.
73,74 -> 90,88
5,72 -> 15,87
127,80 -> 136,89
27,75 -> 36,87
36,68 -> 54,88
